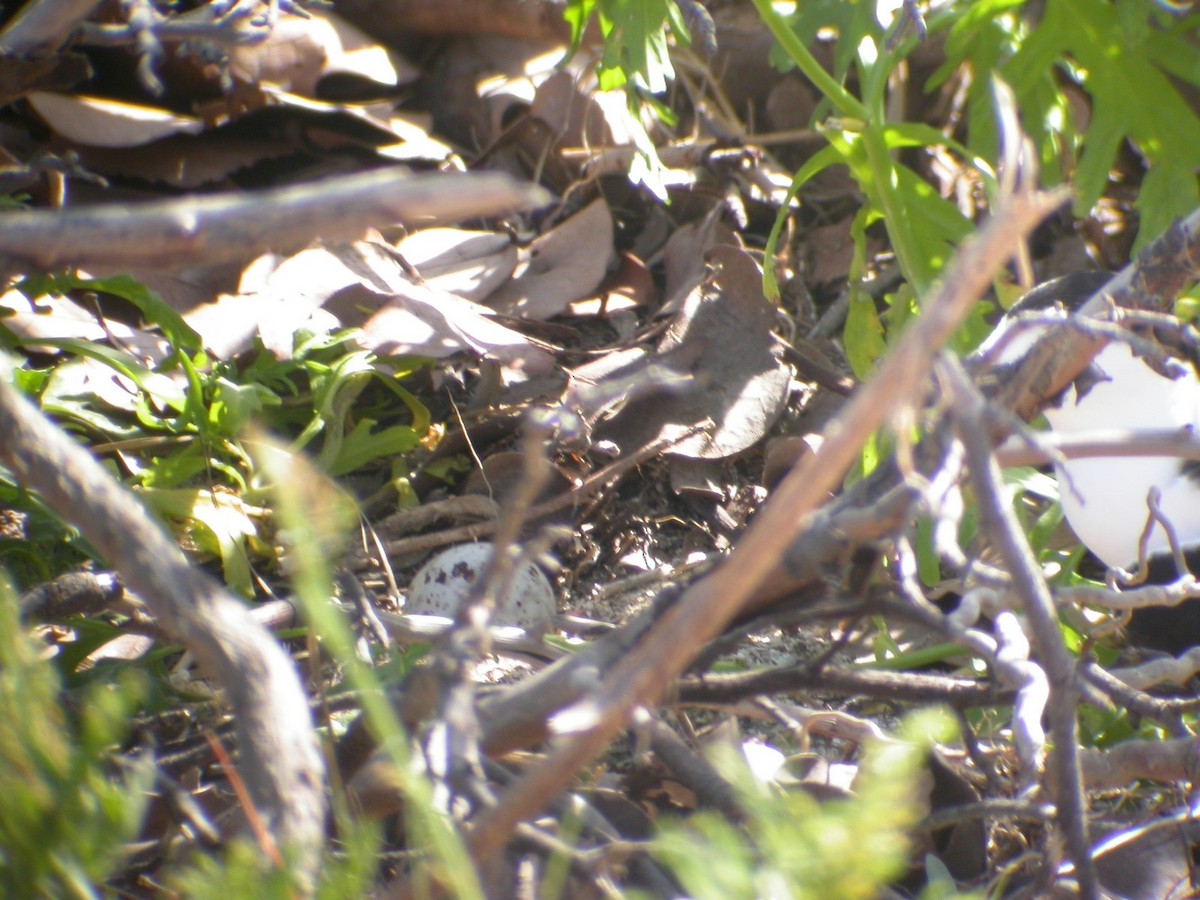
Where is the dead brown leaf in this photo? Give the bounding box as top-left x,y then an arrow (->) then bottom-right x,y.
27,92 -> 204,147
486,198 -> 615,319
360,276 -> 555,375
396,227 -> 519,303
594,245 -> 790,460
229,8 -> 418,98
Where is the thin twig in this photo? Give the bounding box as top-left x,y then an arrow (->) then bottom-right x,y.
995,427 -> 1200,468
370,426 -> 700,561
940,356 -> 1098,898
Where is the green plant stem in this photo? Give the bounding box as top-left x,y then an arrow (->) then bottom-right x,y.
861,125 -> 929,294
750,2 -> 933,295
748,0 -> 868,121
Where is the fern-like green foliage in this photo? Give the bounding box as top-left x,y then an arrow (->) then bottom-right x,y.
937,0 -> 1200,251
167,827 -> 380,900
653,710 -> 961,900
565,0 -> 691,92
0,575 -> 152,897
752,0 -> 979,323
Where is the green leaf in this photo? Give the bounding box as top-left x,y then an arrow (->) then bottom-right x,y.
844,287 -> 887,380
208,376 -> 282,435
563,0 -> 599,52
781,0 -> 880,85
1136,161 -> 1200,250
325,421 -> 421,478
16,273 -> 201,352
29,340 -> 187,412
912,518 -> 940,588
762,144 -> 844,300
594,0 -> 679,93
0,577 -> 151,897
253,438 -> 483,899
139,487 -> 262,596
1018,0 -> 1200,247
655,709 -> 954,899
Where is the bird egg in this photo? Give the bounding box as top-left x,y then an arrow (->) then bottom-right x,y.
406,542 -> 555,630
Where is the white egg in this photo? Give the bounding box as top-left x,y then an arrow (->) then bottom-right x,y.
1046,341 -> 1200,569
406,542 -> 555,630
985,276 -> 1200,571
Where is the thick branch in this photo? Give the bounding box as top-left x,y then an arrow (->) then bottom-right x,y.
0,379 -> 326,889
0,169 -> 549,271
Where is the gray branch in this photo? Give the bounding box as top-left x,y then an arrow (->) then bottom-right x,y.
0,378 -> 327,890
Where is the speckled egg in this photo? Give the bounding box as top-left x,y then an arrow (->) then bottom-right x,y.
405,542 -> 555,630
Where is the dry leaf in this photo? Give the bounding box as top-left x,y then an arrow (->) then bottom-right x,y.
185,240 -> 554,375
377,112 -> 458,165
77,135 -> 291,189
486,198 -> 614,319
593,246 -> 790,460
395,228 -> 518,303
27,92 -> 204,147
661,210 -> 737,315
184,246 -> 362,359
0,285 -> 172,360
568,252 -> 655,316
229,8 -> 418,98
360,277 -> 554,375
529,68 -> 640,150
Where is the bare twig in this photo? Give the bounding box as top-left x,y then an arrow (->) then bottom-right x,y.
366,426 -> 697,562
974,211 -> 1200,423
1057,575 -> 1200,614
1079,662 -> 1189,734
941,356 -> 1097,898
645,718 -> 741,819
676,663 -> 1016,708
995,427 -> 1200,468
0,169 -> 550,271
19,570 -> 122,620
1078,736 -> 1200,790
1108,649 -> 1200,691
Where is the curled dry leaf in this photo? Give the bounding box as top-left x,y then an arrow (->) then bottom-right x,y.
77,136 -> 294,190
359,278 -> 555,376
229,8 -> 418,98
593,245 -> 790,460
529,68 -> 641,151
27,92 -> 204,147
395,228 -> 519,303
486,197 -> 615,319
462,450 -> 575,528
427,35 -> 565,150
